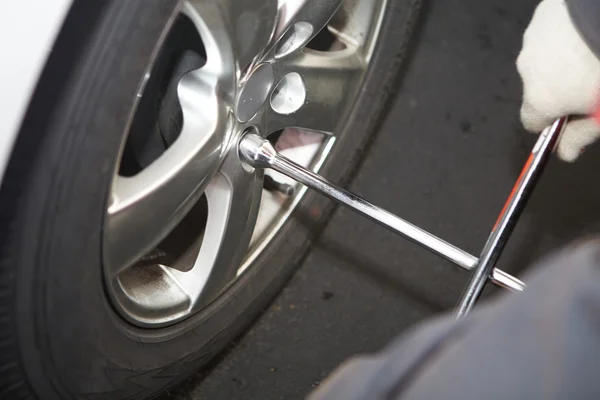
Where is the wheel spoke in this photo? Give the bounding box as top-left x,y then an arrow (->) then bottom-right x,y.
166,145 -> 263,304
266,0 -> 343,60
266,49 -> 364,134
105,69 -> 229,278
184,0 -> 278,75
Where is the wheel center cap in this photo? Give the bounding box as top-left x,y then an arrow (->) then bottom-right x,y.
235,63 -> 274,123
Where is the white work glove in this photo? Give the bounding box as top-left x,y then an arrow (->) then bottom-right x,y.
517,0 -> 600,161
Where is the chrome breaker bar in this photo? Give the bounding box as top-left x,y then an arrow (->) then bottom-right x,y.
238,118 -> 567,317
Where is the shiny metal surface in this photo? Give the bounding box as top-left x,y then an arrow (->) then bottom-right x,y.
239,135 -> 337,276
266,0 -> 344,61
238,0 -> 387,276
236,63 -> 274,122
270,72 -> 307,115
275,22 -> 314,59
105,1 -> 237,279
267,50 -> 363,134
105,0 -> 387,326
239,132 -> 526,292
454,117 -> 567,318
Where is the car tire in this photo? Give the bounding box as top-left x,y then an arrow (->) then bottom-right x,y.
0,0 -> 423,399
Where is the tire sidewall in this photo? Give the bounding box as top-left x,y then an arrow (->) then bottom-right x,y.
12,1 -> 212,398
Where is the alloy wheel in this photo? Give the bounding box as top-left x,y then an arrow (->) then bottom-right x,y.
103,0 -> 387,327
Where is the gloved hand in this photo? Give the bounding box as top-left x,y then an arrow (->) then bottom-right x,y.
517,0 -> 600,161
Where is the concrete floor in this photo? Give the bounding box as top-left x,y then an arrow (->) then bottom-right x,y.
171,0 -> 600,398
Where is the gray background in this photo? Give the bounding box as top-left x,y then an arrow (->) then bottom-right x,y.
172,0 -> 600,398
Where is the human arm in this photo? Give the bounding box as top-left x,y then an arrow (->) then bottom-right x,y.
309,239 -> 600,399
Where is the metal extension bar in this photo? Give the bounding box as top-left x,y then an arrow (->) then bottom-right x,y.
238,117 -> 567,317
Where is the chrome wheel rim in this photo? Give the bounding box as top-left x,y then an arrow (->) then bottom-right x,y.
104,0 -> 387,327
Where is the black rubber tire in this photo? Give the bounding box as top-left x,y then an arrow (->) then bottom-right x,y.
0,0 -> 423,399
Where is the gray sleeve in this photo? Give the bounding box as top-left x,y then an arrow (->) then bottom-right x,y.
567,0 -> 600,58
308,238 -> 600,400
